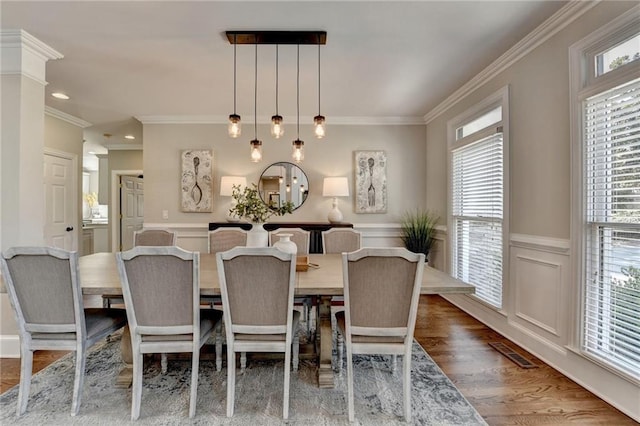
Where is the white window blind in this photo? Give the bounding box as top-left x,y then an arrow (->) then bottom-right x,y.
583,77 -> 640,379
452,132 -> 504,308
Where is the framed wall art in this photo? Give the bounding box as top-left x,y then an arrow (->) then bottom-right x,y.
354,150 -> 387,213
181,149 -> 213,212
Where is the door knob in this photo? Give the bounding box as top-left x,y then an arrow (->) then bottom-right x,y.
66,226 -> 74,232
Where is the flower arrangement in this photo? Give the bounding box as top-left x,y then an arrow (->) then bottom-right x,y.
229,184 -> 294,223
84,192 -> 98,207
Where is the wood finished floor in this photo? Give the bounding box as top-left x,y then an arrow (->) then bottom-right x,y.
1,295 -> 636,425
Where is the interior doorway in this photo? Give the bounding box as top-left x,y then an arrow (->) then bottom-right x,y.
43,149 -> 77,250
110,169 -> 143,252
119,175 -> 144,251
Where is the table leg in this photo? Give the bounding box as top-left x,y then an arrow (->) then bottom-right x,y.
115,325 -> 133,388
317,295 -> 334,388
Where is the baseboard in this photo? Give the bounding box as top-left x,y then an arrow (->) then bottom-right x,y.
0,334 -> 20,358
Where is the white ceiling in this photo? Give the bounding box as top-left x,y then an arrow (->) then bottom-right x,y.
2,0 -> 567,155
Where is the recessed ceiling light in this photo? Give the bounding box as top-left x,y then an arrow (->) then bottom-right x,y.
124,135 -> 135,140
87,151 -> 96,155
51,92 -> 70,100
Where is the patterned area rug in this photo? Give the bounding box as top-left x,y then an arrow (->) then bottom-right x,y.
0,333 -> 486,425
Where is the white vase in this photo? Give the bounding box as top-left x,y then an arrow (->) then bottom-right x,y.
273,233 -> 297,255
246,223 -> 269,247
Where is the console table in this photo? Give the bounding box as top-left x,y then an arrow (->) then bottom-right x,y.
208,222 -> 353,253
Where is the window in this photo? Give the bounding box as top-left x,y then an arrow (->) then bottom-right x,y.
571,7 -> 640,381
449,88 -> 508,309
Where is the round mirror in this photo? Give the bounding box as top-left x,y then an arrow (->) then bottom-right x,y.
258,162 -> 309,211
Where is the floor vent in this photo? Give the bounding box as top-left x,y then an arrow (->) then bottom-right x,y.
489,342 -> 538,369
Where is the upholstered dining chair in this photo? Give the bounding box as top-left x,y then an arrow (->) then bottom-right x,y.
216,247 -> 300,419
269,228 -> 314,337
116,246 -> 223,420
268,228 -> 310,255
321,228 -> 362,254
208,228 -> 248,254
335,247 -> 424,422
0,247 -> 127,417
133,228 -> 177,246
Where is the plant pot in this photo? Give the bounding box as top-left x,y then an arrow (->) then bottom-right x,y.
246,223 -> 268,247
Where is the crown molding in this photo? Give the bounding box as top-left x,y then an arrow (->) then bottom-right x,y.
135,115 -> 425,125
45,106 -> 92,128
423,0 -> 600,124
0,29 -> 63,84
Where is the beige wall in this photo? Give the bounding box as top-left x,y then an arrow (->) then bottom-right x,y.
143,123 -> 426,225
426,1 -> 637,240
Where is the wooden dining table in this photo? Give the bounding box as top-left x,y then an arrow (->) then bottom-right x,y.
78,251 -> 475,388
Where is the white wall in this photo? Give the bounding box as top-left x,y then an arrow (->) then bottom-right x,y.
424,1 -> 640,420
142,122 -> 427,225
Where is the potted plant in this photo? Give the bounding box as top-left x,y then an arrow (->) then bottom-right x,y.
400,209 -> 439,259
229,184 -> 294,246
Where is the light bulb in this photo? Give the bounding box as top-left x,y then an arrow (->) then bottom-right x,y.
286,184 -> 291,193
271,115 -> 284,138
229,114 -> 241,138
314,115 -> 325,139
249,140 -> 262,163
292,139 -> 304,163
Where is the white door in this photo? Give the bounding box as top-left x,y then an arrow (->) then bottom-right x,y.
43,152 -> 76,250
120,175 -> 144,250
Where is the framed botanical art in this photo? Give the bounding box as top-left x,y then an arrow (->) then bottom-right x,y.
181,149 -> 213,212
354,150 -> 387,213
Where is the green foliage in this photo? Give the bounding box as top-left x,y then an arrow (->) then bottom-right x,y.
229,183 -> 294,223
400,210 -> 439,256
612,265 -> 640,291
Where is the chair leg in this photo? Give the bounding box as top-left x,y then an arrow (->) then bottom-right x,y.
391,354 -> 397,373
346,345 -> 355,422
292,334 -> 299,372
16,346 -> 33,416
403,352 -> 412,422
283,344 -> 292,419
226,347 -> 236,417
336,332 -> 344,373
161,353 -> 168,374
215,322 -> 223,372
189,347 -> 199,418
131,350 -> 143,421
71,344 -> 87,416
240,352 -> 247,373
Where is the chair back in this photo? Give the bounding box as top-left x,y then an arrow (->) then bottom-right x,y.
269,228 -> 310,255
322,228 -> 362,254
217,247 -> 296,336
208,229 -> 248,253
133,228 -> 177,246
0,247 -> 84,338
117,246 -> 199,336
343,248 -> 424,343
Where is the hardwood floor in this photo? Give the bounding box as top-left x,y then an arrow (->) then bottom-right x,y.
1,295 -> 636,424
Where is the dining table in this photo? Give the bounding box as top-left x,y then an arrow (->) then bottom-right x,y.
2,251 -> 475,389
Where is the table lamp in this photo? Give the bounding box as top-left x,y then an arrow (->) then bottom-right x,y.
220,176 -> 247,222
322,177 -> 349,223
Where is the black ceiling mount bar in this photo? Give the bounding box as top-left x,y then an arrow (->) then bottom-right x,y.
226,31 -> 327,45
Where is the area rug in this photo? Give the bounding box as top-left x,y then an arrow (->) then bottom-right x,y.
0,333 -> 487,425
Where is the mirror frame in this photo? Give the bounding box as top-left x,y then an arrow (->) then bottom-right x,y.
258,161 -> 309,211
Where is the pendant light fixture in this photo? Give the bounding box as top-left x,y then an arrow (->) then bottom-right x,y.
292,44 -> 305,163
271,45 -> 284,138
228,34 -> 241,138
249,43 -> 262,162
313,40 -> 326,139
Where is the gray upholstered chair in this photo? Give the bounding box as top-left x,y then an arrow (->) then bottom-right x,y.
269,228 -> 310,255
208,228 -> 248,253
335,247 -> 424,422
133,228 -> 177,246
269,228 -> 313,337
116,246 -> 222,420
321,228 -> 362,254
0,247 -> 127,417
216,247 -> 299,419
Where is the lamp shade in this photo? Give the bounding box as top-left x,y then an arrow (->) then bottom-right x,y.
322,177 -> 349,197
220,176 -> 247,196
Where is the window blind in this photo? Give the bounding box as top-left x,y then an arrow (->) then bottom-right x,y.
583,77 -> 640,378
452,132 -> 504,308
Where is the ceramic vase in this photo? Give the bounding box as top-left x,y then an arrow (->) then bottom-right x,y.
273,233 -> 297,255
246,223 -> 269,247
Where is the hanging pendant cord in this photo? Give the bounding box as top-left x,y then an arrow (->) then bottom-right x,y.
275,45 -> 279,115
317,41 -> 321,115
297,44 -> 300,137
254,43 -> 258,139
233,34 -> 237,114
